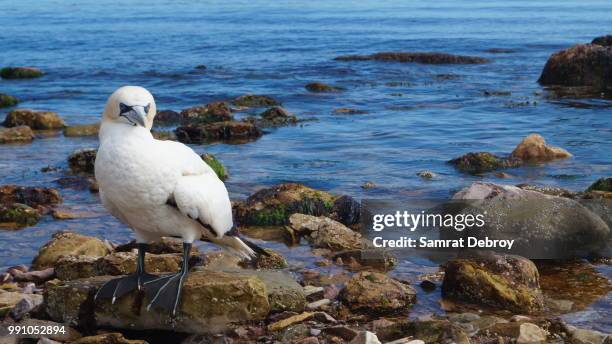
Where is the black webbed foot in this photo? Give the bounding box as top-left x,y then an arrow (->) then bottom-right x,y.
95,273 -> 158,304
143,271 -> 188,317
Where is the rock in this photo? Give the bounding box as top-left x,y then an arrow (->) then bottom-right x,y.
289,214 -> 363,251
586,177 -> 612,192
335,52 -> 489,64
331,249 -> 397,270
0,292 -> 27,317
32,231 -> 111,270
546,298 -> 573,312
484,90 -> 512,96
94,251 -> 183,276
510,134 -> 571,161
9,293 -> 43,320
232,94 -> 280,108
333,108 -> 368,115
419,280 -> 436,292
377,320 -> 470,344
0,66 -> 44,79
305,82 -> 344,93
416,171 -> 436,179
451,182 -> 610,256
306,299 -> 330,310
566,324 -> 610,344
3,109 -> 64,130
0,184 -> 61,208
592,34 -> 612,47
349,331 -> 382,344
341,271 -> 416,314
295,337 -> 320,344
155,109 -> 181,125
322,326 -> 359,341
267,311 -> 314,331
237,225 -> 298,245
11,267 -> 55,283
448,152 -> 522,174
200,153 -> 228,180
0,93 -> 19,108
330,195 -> 361,226
233,183 -> 338,226
68,148 -> 97,174
516,183 -> 577,198
258,106 -> 298,126
151,130 -> 176,140
0,126 -> 34,143
176,121 -> 262,144
442,251 -> 544,313
54,255 -> 98,280
0,203 -> 40,228
73,333 -> 147,344
538,44 -> 612,90
63,123 -> 100,137
517,323 -> 547,343
276,324 -> 310,342
361,181 -> 376,189
180,101 -> 233,124
245,270 -> 306,313
243,248 -> 288,269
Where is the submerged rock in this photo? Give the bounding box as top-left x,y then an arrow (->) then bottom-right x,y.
232,94 -> 280,108
289,213 -> 363,251
0,203 -> 40,229
341,271 -> 416,315
0,66 -> 44,79
258,106 -> 298,126
3,109 -> 65,130
32,231 -> 111,270
63,123 -> 100,137
448,152 -> 521,174
68,148 -> 97,174
538,44 -> 612,90
592,34 -> 612,47
335,52 -> 489,64
0,125 -> 34,143
442,251 -> 544,314
510,134 -> 571,161
0,184 -> 62,208
305,82 -> 344,93
175,121 -> 262,144
0,93 -> 19,108
180,101 -> 233,124
200,153 -> 228,180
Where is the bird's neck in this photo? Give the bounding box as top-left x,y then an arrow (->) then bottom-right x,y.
99,122 -> 153,143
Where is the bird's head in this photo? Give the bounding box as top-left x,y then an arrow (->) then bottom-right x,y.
102,86 -> 156,130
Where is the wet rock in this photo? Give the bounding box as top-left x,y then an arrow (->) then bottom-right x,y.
63,123 -> 100,137
232,94 -> 280,108
331,249 -> 397,270
322,326 -> 359,341
200,153 -> 228,180
377,320 -> 470,344
0,66 -> 44,79
32,231 -> 111,270
0,125 -> 34,143
233,183 -> 338,226
448,152 -> 521,174
244,270 -> 306,313
176,121 -> 262,144
0,93 -> 19,108
510,134 -> 571,161
3,109 -> 64,130
333,108 -> 368,115
349,331 -> 382,344
180,101 -> 233,124
289,214 -> 363,251
154,109 -> 181,125
361,181 -> 376,189
330,195 -> 361,226
258,106 -> 298,126
592,34 -> 612,47
419,280 -> 436,292
237,225 -> 298,245
0,184 -> 61,208
488,322 -> 548,344
0,203 -> 40,228
340,271 -> 416,314
442,251 -> 544,313
73,333 -> 148,344
305,82 -> 344,93
267,311 -> 314,331
335,52 -> 489,64
586,177 -> 612,192
243,248 -> 288,269
565,324 -> 610,344
68,148 -> 97,174
538,44 -> 612,90
546,298 -> 573,312
416,171 -> 436,179
452,182 -> 610,256
516,183 -> 577,198
484,90 -> 512,96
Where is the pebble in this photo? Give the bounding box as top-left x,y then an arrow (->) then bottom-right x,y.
307,298 -> 331,310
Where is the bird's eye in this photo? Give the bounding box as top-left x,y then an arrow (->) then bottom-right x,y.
144,104 -> 150,115
119,103 -> 131,114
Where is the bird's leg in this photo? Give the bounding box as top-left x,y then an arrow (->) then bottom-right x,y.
144,242 -> 191,317
94,243 -> 157,304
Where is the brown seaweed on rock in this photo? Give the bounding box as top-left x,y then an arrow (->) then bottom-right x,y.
335,51 -> 489,64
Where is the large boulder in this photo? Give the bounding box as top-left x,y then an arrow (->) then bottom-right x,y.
335,52 -> 489,64
0,125 -> 34,143
441,252 -> 544,314
32,231 -> 111,269
68,148 -> 97,174
450,182 -> 610,257
0,66 -> 44,79
538,44 -> 612,90
0,184 -> 61,208
510,134 -> 571,161
0,203 -> 40,229
63,123 -> 100,137
289,214 -> 363,251
232,94 -> 280,108
448,152 -> 521,174
0,93 -> 19,108
175,121 -> 262,144
180,101 -> 233,124
234,183 -> 359,226
3,109 -> 64,130
340,271 -> 416,315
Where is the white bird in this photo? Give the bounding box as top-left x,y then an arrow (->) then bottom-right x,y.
93,86 -> 265,316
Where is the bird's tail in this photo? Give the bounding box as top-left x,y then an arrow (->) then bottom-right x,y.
209,233 -> 269,261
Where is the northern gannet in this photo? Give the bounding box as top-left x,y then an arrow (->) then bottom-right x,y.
93,86 -> 265,316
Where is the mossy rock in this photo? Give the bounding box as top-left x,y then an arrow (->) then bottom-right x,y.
448,152 -> 522,174
32,231 -> 111,269
0,93 -> 19,108
0,126 -> 34,144
0,67 -> 44,79
0,203 -> 40,229
377,320 -> 470,344
340,271 -> 416,315
4,109 -> 65,130
63,123 -> 100,137
201,153 -> 228,180
176,121 -> 262,144
259,106 -> 298,126
232,94 -> 280,108
586,177 -> 612,192
0,184 -> 61,207
305,82 -> 343,93
68,148 -> 97,174
180,101 -> 233,125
